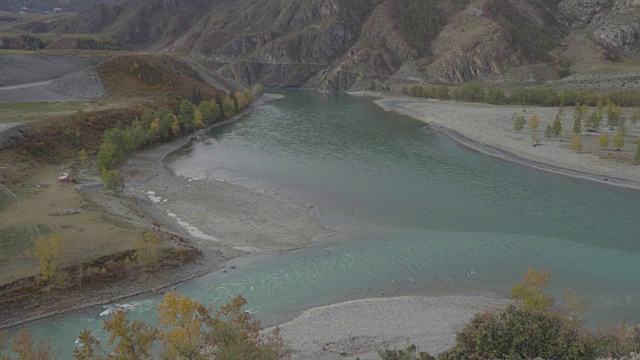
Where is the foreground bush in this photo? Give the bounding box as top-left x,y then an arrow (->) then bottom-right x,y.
438,305 -> 596,360
0,293 -> 289,359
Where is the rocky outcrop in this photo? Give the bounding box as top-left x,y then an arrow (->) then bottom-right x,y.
594,25 -> 636,49
557,0 -> 613,28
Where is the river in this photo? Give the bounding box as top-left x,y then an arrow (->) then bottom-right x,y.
13,90 -> 640,356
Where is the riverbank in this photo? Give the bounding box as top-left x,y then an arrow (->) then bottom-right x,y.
0,93 -> 328,329
275,295 -> 509,360
352,92 -> 640,190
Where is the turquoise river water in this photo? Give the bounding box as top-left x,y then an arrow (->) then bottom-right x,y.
10,91 -> 640,356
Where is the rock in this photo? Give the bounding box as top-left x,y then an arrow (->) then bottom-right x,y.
558,0 -> 613,29
594,25 -> 637,49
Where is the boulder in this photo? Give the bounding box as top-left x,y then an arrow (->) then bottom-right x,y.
594,25 -> 637,49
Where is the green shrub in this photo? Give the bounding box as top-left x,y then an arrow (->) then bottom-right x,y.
438,305 -> 597,360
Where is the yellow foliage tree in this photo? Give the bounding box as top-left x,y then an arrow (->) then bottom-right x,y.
222,96 -> 237,118
2,328 -> 54,360
28,235 -> 66,291
79,149 -> 88,165
157,292 -> 206,359
193,109 -> 205,130
235,91 -> 248,110
529,114 -> 539,130
570,135 -> 582,151
103,309 -> 158,359
171,114 -> 181,138
613,131 -> 625,150
509,268 -> 555,312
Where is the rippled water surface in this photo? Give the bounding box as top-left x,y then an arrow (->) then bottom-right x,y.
15,91 -> 640,356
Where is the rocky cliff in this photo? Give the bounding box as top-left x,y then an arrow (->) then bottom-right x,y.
4,0 -> 640,89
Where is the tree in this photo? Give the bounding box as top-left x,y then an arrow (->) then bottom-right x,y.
438,305 -> 596,360
531,131 -> 539,145
486,88 -> 507,105
157,292 -> 205,359
193,109 -> 205,130
178,100 -> 196,133
544,124 -> 552,140
612,131 -> 625,150
509,267 -> 555,312
254,83 -> 265,97
586,111 -> 599,131
134,233 -> 162,268
28,234 -> 66,291
102,168 -> 125,193
2,328 -> 54,360
572,115 -> 581,135
570,135 -> 583,151
79,149 -> 88,165
606,102 -> 621,130
75,293 -> 290,360
563,289 -> 588,325
103,309 -> 158,359
222,96 -> 237,118
171,115 -> 181,138
636,144 -> 640,160
513,115 -> 526,132
598,133 -> 609,149
235,91 -> 249,110
529,114 -> 539,130
96,141 -> 123,171
552,110 -> 562,138
198,100 -> 221,124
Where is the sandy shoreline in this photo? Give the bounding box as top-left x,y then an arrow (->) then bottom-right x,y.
351,91 -> 640,191
275,295 -> 509,360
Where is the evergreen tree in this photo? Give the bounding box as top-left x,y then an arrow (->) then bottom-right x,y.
544,124 -> 553,140
636,144 -> 640,160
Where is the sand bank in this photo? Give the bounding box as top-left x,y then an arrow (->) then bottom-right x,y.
352,92 -> 640,190
275,295 -> 508,360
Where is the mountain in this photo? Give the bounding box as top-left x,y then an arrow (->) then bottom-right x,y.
4,0 -> 640,90
0,0 -> 120,12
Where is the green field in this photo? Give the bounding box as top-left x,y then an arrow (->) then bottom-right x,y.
0,100 -> 122,124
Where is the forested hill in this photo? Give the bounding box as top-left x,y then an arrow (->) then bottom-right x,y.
2,0 -> 640,90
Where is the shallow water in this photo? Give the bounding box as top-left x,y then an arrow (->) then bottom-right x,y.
13,91 -> 640,356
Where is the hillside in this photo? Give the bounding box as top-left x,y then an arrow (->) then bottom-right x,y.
1,0 -> 640,90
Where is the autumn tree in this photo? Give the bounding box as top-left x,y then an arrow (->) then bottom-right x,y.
134,233 -> 163,268
509,268 -> 554,312
0,328 -> 54,360
171,114 -> 181,138
552,110 -> 562,138
235,91 -> 249,111
222,96 -> 237,118
193,109 -> 205,130
570,135 -> 583,151
529,114 -> 539,130
104,309 -> 158,359
75,293 -> 290,360
598,133 -> 609,149
157,293 -> 206,359
254,83 -> 265,97
28,234 -> 67,291
613,131 -> 625,150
